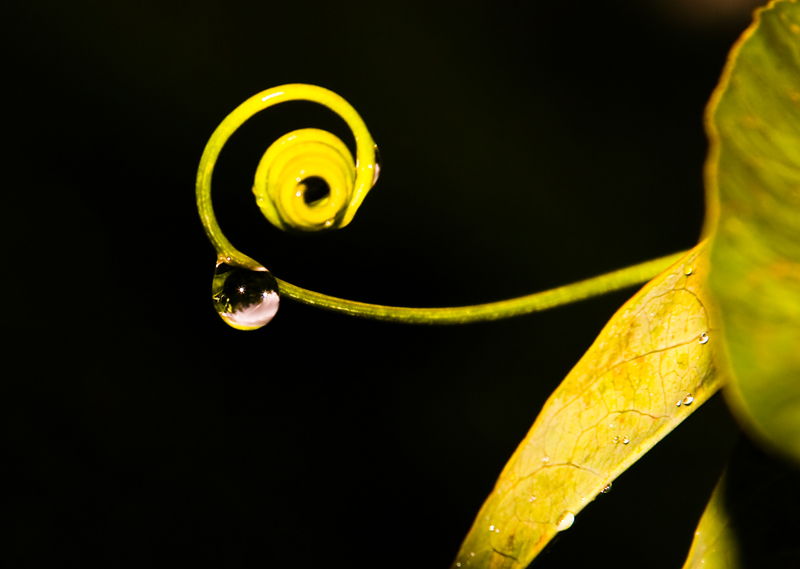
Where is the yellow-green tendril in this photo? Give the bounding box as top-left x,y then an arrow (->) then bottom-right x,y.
196,83 -> 379,269
276,250 -> 687,324
197,83 -> 687,327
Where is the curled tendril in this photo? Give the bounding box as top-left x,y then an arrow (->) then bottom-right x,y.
197,84 -> 688,330
197,83 -> 380,271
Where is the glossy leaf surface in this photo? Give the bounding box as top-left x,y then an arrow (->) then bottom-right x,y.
682,436 -> 800,569
452,242 -> 723,569
705,0 -> 800,465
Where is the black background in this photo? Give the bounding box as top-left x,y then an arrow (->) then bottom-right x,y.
5,1 -> 758,567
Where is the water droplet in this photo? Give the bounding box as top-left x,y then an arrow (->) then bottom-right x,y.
489,525 -> 494,531
495,528 -> 500,533
613,436 -> 620,444
676,399 -> 682,407
683,394 -> 694,406
685,266 -> 693,276
555,511 -> 575,532
212,262 -> 280,330
699,332 -> 709,344
601,483 -> 612,494
541,456 -> 550,463
470,552 -> 475,557
456,564 -> 461,568
622,437 -> 630,444
372,145 -> 382,185
528,495 -> 537,502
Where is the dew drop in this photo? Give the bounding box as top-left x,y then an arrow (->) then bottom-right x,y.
676,399 -> 682,407
685,266 -> 693,276
699,332 -> 709,344
601,483 -> 612,494
555,511 -> 575,532
372,144 -> 382,185
613,436 -> 620,444
622,437 -> 630,445
683,394 -> 694,406
528,495 -> 537,502
541,456 -> 550,463
489,525 -> 494,531
457,564 -> 461,568
212,262 -> 280,330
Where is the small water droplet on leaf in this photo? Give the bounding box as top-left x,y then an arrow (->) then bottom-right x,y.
622,437 -> 630,444
601,483 -> 612,494
685,266 -> 693,276
699,332 -> 709,344
683,394 -> 694,406
555,511 -> 575,531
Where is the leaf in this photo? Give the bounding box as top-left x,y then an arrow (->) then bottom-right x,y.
705,0 -> 800,465
452,241 -> 724,569
682,436 -> 800,569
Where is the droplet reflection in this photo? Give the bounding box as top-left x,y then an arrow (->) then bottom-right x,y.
699,332 -> 709,344
601,483 -> 612,494
683,394 -> 694,406
212,262 -> 280,330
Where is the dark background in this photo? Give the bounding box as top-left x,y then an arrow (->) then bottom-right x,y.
5,0 -> 758,566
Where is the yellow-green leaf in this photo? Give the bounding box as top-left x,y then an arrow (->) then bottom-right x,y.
452,241 -> 723,569
682,436 -> 800,569
705,0 -> 800,465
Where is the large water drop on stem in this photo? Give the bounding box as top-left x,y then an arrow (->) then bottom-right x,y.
212,262 -> 280,330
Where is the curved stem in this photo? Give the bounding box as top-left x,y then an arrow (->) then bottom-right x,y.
276,250 -> 688,324
196,84 -> 377,269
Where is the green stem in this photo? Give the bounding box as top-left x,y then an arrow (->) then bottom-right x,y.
276,250 -> 688,324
